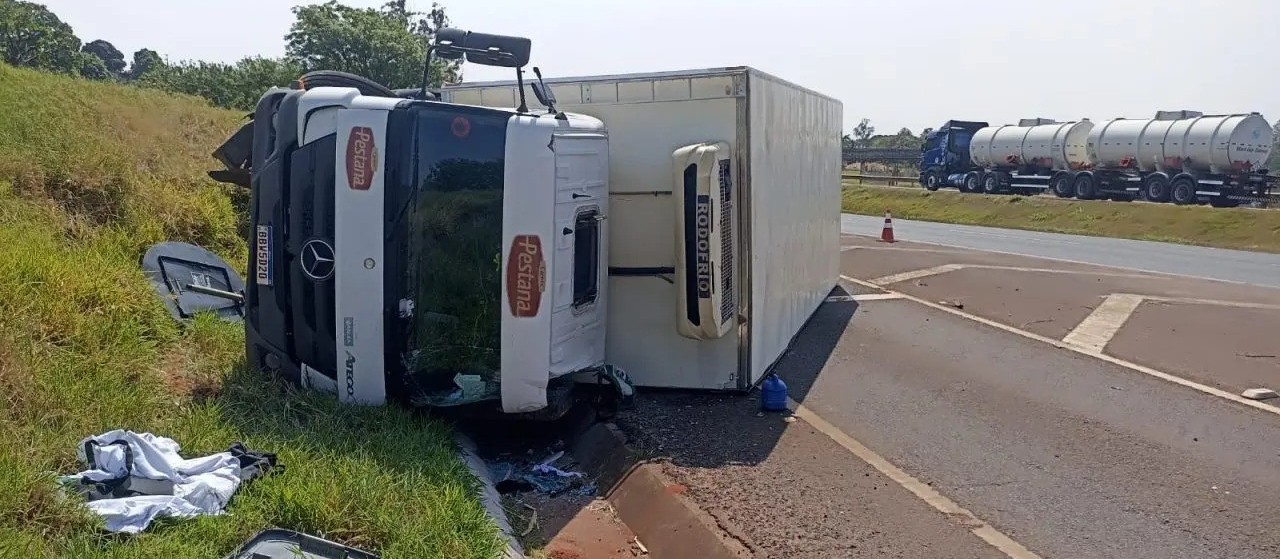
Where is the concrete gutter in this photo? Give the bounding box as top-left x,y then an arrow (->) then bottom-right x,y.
456,433 -> 524,559
570,422 -> 750,559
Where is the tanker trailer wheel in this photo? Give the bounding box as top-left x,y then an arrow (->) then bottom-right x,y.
1141,174 -> 1172,203
1049,172 -> 1074,198
1170,176 -> 1198,205
1073,173 -> 1098,200
982,173 -> 1003,194
960,172 -> 981,193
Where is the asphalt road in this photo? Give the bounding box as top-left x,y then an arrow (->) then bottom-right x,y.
617,240 -> 1280,559
841,214 -> 1280,289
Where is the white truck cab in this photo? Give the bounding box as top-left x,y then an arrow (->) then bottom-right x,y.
211,30 -> 620,416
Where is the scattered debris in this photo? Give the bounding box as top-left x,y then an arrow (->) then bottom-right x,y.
914,280 -> 928,287
1110,386 -> 1124,391
414,372 -> 501,407
1240,353 -> 1277,359
940,300 -> 965,310
490,450 -> 594,497
57,430 -> 279,534
784,416 -> 798,423
633,536 -> 649,555
1020,319 -> 1054,328
1241,388 -> 1279,401
520,503 -> 538,537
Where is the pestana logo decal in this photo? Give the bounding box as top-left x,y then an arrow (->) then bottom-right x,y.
346,126 -> 378,190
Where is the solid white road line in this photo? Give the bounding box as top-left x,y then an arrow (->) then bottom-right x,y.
869,264 -> 964,286
868,263 -> 1155,286
824,293 -> 905,302
1062,294 -> 1145,353
839,274 -> 1280,417
841,232 -> 1277,290
789,399 -> 1044,559
1146,295 -> 1280,310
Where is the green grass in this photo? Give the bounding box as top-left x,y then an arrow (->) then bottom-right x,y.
0,63 -> 501,558
843,183 -> 1280,253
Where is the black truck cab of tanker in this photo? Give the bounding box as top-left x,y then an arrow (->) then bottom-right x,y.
208,30 -> 629,418
918,120 -> 988,191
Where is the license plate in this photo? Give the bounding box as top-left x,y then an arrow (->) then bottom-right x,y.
255,225 -> 273,286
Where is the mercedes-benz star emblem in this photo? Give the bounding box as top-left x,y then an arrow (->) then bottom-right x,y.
300,239 -> 335,281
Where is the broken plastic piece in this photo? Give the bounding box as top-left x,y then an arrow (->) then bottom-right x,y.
141,242 -> 245,323
222,528 -> 379,559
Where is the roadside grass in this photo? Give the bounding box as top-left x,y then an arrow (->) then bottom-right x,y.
843,183 -> 1280,253
0,63 -> 501,558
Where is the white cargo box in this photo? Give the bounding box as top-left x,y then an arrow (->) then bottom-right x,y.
442,67 -> 842,391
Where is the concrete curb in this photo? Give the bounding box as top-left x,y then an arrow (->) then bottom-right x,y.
570,422 -> 750,559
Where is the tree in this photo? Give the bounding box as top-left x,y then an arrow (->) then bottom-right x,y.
1269,120 -> 1280,172
285,0 -> 459,90
81,39 -> 125,76
76,50 -> 109,80
127,48 -> 163,80
852,118 -> 875,148
140,56 -> 304,111
0,0 -> 81,74
921,127 -> 934,139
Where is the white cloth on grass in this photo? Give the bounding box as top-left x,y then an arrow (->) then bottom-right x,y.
65,430 -> 244,534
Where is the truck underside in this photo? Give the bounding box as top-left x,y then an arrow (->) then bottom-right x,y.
927,166 -> 1276,206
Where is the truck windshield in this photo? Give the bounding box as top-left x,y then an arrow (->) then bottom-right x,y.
385,104 -> 512,391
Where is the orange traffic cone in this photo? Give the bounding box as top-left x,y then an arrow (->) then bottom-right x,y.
879,210 -> 896,243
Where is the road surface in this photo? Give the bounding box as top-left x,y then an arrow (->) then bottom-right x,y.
841,214 -> 1280,288
617,236 -> 1280,559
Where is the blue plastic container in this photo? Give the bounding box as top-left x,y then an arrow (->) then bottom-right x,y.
761,374 -> 789,412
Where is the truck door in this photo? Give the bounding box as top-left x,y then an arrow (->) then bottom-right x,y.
548,132 -> 609,376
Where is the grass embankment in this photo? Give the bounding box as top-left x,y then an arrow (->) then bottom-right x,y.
843,183 -> 1280,253
0,63 -> 500,558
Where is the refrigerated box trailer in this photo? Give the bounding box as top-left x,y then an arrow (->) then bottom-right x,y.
442,67 -> 843,393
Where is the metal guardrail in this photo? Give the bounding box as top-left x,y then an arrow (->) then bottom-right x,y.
841,172 -> 918,187
842,148 -> 919,163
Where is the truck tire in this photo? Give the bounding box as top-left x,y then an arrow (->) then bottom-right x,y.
1141,174 -> 1171,203
960,172 -> 981,193
924,171 -> 942,191
293,70 -> 397,98
982,173 -> 1002,194
1073,173 -> 1097,200
1050,172 -> 1074,198
1170,176 -> 1197,205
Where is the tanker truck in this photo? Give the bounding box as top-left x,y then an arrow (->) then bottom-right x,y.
919,118 -> 1097,197
1072,111 -> 1275,206
919,111 -> 1277,206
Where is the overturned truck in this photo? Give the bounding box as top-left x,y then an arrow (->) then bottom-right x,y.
207,29 -> 843,417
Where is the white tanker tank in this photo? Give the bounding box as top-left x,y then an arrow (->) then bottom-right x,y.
1087,111 -> 1273,175
970,118 -> 1094,171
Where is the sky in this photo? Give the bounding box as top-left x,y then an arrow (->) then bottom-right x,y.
40,0 -> 1280,135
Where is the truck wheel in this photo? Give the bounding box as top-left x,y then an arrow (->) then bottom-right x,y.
924,172 -> 942,191
1141,175 -> 1171,203
1050,172 -> 1074,198
1073,173 -> 1097,200
1170,177 -> 1197,205
982,173 -> 1002,194
961,172 -> 981,193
